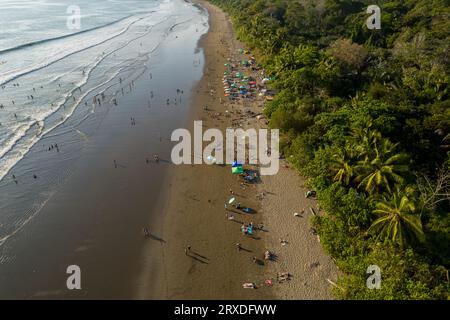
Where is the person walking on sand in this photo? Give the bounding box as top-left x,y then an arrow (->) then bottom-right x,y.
236,243 -> 241,251
185,245 -> 191,255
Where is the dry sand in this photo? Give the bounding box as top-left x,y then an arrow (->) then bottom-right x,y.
139,0 -> 339,300
259,167 -> 339,299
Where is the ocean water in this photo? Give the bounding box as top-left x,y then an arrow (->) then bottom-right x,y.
0,0 -> 208,248
0,0 -> 204,182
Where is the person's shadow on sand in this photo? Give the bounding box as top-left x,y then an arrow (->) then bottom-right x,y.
187,251 -> 209,264
187,253 -> 209,264
148,233 -> 166,244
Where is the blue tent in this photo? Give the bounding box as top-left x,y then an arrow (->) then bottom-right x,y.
232,161 -> 243,167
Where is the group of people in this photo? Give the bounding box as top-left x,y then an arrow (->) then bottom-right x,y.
240,222 -> 254,236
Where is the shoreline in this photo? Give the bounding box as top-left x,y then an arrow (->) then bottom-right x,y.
147,0 -> 338,299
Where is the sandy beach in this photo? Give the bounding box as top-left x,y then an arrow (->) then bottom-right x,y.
141,0 -> 339,300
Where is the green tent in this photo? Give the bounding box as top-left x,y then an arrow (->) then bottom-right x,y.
231,166 -> 244,174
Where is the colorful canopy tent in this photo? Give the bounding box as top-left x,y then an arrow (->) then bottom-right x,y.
232,161 -> 243,167
232,166 -> 244,174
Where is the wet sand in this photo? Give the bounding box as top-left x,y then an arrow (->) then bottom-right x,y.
139,1 -> 272,299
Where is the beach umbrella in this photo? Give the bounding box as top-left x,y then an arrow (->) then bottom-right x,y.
232,166 -> 244,174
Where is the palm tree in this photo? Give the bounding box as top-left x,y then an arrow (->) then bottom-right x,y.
355,137 -> 408,194
330,145 -> 356,186
351,125 -> 381,158
368,192 -> 424,248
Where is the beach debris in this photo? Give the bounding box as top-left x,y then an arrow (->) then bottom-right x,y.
326,278 -> 344,291
256,223 -> 265,231
264,279 -> 273,287
277,272 -> 291,283
305,190 -> 316,198
242,282 -> 256,289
